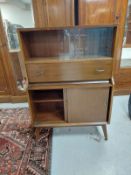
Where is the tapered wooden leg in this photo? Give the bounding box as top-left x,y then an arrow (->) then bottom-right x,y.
35,127 -> 41,140
102,124 -> 108,140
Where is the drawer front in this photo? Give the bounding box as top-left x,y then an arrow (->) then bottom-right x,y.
26,60 -> 112,83
66,86 -> 110,123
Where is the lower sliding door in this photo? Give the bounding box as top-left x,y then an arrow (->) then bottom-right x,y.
66,86 -> 110,123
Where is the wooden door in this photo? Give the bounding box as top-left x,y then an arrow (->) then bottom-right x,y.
66,86 -> 110,123
79,0 -> 117,25
32,0 -> 74,27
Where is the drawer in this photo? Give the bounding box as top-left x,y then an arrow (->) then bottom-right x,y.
26,59 -> 112,83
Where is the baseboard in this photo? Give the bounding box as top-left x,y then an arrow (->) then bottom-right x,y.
10,95 -> 27,103
0,95 -> 11,103
0,95 -> 27,103
114,83 -> 131,96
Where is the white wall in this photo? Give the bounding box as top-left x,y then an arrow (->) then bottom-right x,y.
0,0 -> 34,27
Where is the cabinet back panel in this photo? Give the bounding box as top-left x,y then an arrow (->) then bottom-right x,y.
33,0 -> 74,27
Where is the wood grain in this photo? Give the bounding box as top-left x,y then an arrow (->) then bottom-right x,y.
10,52 -> 23,81
0,12 -> 26,101
26,60 -> 112,83
32,0 -> 74,27
66,87 -> 110,123
79,0 -> 117,25
26,59 -> 112,83
113,0 -> 131,94
34,121 -> 107,128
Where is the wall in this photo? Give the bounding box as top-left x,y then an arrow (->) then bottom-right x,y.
0,0 -> 34,27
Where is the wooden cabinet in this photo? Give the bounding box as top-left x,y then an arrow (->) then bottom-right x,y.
18,25 -> 116,139
32,0 -> 121,27
66,87 -> 110,123
32,0 -> 74,27
18,0 -> 128,139
79,0 -> 117,25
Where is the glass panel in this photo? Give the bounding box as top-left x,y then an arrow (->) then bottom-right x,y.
21,27 -> 115,61
0,0 -> 35,91
0,0 -> 34,51
121,0 -> 131,67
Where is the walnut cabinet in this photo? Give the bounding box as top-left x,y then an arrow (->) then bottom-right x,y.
18,25 -> 116,140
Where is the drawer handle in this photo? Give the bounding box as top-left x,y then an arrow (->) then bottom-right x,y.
96,69 -> 105,73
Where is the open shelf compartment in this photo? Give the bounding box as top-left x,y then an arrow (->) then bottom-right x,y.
29,89 -> 65,125
31,89 -> 63,103
35,101 -> 64,123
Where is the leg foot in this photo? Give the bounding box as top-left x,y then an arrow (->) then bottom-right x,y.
102,125 -> 108,140
35,127 -> 41,140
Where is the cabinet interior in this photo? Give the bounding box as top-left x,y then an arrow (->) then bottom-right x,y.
29,90 -> 65,124
20,27 -> 116,61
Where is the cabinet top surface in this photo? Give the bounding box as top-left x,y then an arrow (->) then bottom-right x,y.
17,25 -> 117,33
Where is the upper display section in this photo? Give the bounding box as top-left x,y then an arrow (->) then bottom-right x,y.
19,27 -> 115,61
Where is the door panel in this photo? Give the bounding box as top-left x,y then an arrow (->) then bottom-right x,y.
33,0 -> 74,27
67,87 -> 110,123
79,0 -> 116,25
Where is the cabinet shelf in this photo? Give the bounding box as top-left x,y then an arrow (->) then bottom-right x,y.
34,101 -> 65,124
33,99 -> 64,103
25,56 -> 112,64
36,111 -> 65,123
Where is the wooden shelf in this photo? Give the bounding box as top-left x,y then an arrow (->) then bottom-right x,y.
33,99 -> 63,103
36,111 -> 65,123
25,56 -> 112,64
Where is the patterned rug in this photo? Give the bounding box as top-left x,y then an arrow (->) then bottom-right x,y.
0,108 -> 52,175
